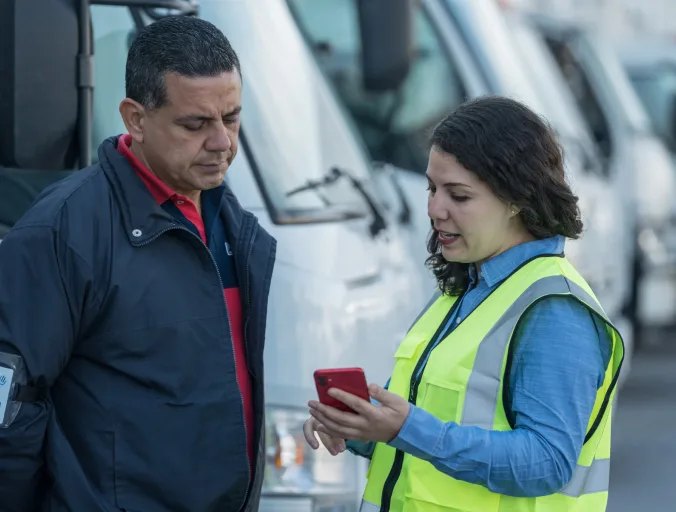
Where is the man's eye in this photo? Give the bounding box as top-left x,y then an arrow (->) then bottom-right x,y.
224,116 -> 239,125
184,124 -> 203,131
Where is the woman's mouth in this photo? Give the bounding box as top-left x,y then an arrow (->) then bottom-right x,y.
438,232 -> 460,246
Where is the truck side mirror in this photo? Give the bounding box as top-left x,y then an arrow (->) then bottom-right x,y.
357,0 -> 414,92
0,0 -> 80,170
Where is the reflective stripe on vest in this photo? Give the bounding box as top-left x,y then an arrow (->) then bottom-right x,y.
461,274 -> 609,430
360,499 -> 380,512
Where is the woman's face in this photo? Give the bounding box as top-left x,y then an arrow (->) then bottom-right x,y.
426,148 -> 533,266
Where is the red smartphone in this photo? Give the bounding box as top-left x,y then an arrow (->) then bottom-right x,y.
314,367 -> 370,413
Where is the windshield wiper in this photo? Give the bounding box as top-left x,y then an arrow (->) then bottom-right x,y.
286,167 -> 387,238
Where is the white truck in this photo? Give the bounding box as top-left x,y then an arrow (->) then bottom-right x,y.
287,0 -> 635,381
1,0 -> 429,510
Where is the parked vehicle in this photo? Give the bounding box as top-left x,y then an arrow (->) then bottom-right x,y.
528,14 -> 676,345
287,0 -> 634,372
617,38 -> 676,162
1,0 -> 428,510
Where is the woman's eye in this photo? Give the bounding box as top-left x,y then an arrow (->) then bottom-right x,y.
452,195 -> 470,202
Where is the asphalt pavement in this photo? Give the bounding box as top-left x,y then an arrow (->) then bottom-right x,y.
608,332 -> 676,511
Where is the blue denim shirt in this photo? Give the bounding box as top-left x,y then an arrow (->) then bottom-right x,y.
347,235 -> 612,498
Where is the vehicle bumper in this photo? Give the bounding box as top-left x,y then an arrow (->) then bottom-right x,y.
259,494 -> 358,512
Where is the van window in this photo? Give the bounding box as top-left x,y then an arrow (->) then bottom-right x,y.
288,0 -> 467,173
90,5 -> 139,158
509,19 -> 605,176
545,38 -> 614,161
628,66 -> 676,153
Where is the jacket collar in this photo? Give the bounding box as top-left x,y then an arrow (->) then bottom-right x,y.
97,135 -> 250,246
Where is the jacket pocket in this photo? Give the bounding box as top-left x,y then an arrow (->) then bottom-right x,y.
393,334 -> 429,361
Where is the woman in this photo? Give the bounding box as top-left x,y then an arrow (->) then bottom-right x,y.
303,96 -> 624,512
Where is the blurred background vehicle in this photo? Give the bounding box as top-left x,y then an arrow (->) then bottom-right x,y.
617,38 -> 676,165
526,13 -> 676,348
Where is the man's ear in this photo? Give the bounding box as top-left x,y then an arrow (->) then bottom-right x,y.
119,98 -> 146,143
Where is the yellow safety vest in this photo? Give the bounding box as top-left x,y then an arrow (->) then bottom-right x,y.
360,255 -> 624,512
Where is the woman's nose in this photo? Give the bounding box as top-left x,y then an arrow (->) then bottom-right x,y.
428,193 -> 449,222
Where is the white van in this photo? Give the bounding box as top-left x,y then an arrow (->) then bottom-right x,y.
287,0 -> 633,340
2,1 -> 429,510
528,13 -> 676,345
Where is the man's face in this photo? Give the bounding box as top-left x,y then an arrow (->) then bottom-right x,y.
136,70 -> 242,196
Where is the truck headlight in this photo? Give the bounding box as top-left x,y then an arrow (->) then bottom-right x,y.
261,406 -> 362,512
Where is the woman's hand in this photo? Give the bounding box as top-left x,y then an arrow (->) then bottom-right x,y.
307,383 -> 411,444
303,416 -> 347,456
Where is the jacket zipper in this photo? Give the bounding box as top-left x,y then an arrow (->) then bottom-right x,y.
379,295 -> 463,512
134,223 -> 252,508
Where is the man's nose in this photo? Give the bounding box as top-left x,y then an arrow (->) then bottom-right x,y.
205,123 -> 232,153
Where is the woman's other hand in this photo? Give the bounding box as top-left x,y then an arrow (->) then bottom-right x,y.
307,383 -> 410,444
303,416 -> 347,455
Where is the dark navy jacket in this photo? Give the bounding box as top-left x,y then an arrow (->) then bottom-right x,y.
0,137 -> 277,512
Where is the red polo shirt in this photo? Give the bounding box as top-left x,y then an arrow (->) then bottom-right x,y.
117,134 -> 255,470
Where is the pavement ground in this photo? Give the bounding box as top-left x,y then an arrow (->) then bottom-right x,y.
608,332 -> 676,511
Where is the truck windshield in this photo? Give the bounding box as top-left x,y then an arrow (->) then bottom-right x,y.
508,16 -> 596,146
287,0 -> 469,174
582,34 -> 652,134
627,65 -> 676,153
200,0 -> 371,223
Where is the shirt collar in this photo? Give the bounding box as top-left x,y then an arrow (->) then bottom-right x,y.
117,134 -> 177,205
468,235 -> 565,288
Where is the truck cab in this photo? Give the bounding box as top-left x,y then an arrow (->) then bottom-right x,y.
2,0 -> 428,509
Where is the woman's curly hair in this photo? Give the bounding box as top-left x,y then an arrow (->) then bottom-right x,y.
426,96 -> 584,296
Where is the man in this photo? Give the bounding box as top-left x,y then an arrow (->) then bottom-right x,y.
0,15 -> 276,512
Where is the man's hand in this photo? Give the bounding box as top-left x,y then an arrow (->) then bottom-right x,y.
307,383 -> 411,444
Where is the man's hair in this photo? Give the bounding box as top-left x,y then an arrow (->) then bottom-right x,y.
125,16 -> 241,110
426,96 -> 583,296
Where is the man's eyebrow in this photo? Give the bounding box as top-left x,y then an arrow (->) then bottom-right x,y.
225,106 -> 242,117
176,107 -> 241,123
176,114 -> 215,123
